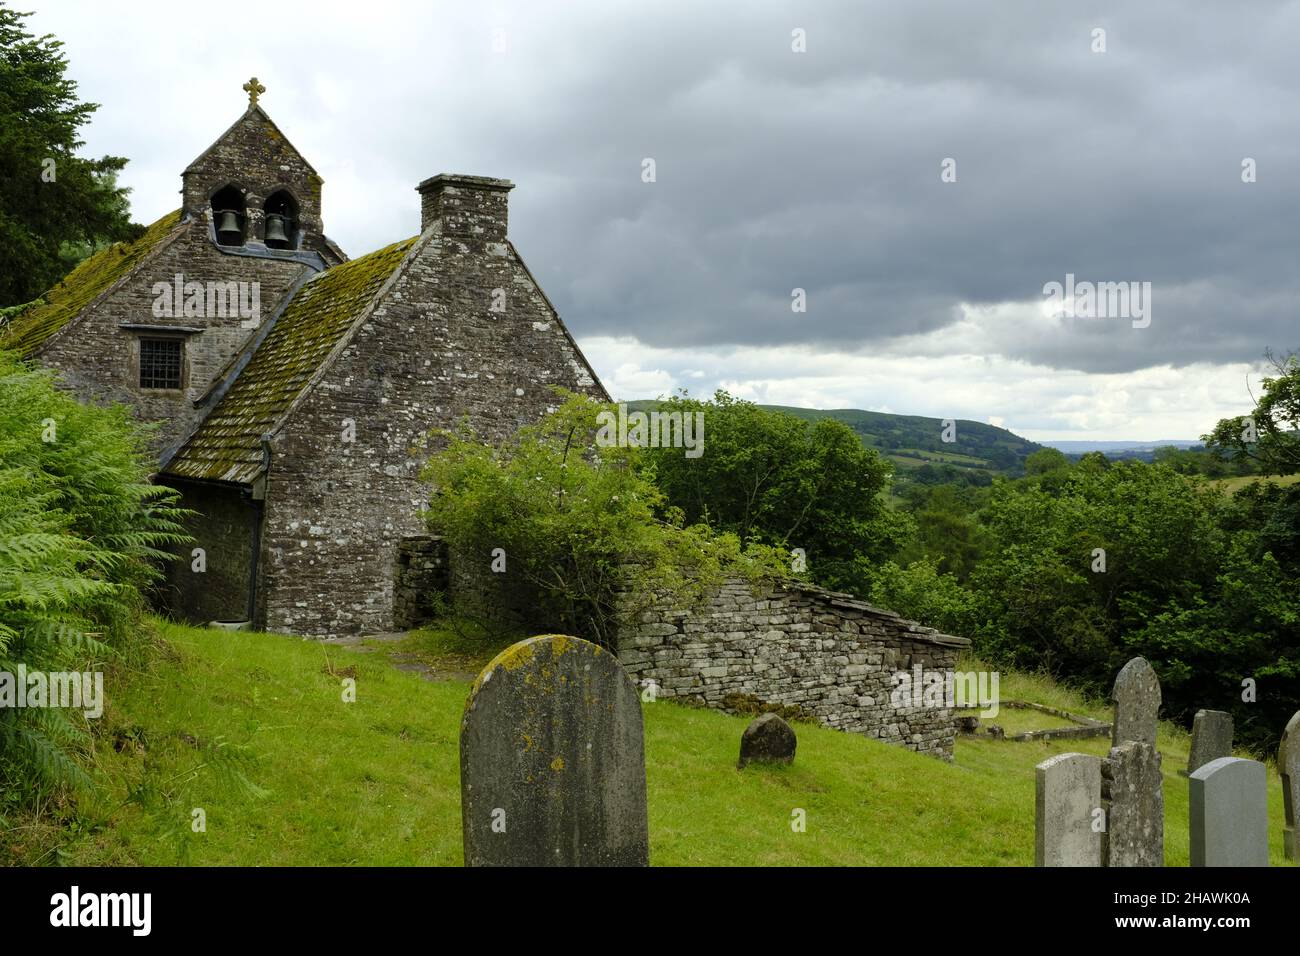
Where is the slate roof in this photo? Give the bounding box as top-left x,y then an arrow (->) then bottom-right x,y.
163,236 -> 418,484
0,210 -> 183,356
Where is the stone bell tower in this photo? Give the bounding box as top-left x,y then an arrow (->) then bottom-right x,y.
180,77 -> 332,258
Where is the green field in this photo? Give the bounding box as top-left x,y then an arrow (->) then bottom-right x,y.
6,620 -> 1292,867
1212,473 -> 1300,494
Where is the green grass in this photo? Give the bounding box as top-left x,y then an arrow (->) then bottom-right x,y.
6,621 -> 1293,867
1211,473 -> 1300,494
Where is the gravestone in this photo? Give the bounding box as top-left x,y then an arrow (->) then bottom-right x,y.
1103,740 -> 1164,866
1189,756 -> 1268,867
1102,657 -> 1163,866
1035,753 -> 1102,866
1111,657 -> 1160,747
1281,711 -> 1300,861
1186,709 -> 1233,775
460,634 -> 649,866
738,713 -> 797,768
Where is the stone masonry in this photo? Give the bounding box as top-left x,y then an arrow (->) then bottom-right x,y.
615,578 -> 970,759
392,536 -> 450,630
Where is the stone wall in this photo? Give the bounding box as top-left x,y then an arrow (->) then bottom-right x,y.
393,536 -> 450,629
182,106 -> 328,255
615,578 -> 970,760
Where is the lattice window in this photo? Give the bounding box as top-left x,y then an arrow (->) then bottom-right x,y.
139,337 -> 183,389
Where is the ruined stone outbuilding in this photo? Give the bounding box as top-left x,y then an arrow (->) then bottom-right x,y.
2,81 -> 607,636
616,577 -> 971,760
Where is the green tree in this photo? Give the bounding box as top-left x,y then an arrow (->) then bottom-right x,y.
1205,350 -> 1300,477
0,4 -> 137,307
642,391 -> 907,594
969,461 -> 1225,683
893,483 -> 989,581
1024,447 -> 1069,476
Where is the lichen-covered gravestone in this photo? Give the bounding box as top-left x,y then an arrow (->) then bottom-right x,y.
738,713 -> 797,768
1102,657 -> 1163,867
1281,711 -> 1300,861
1186,709 -> 1233,775
460,635 -> 649,866
1189,756 -> 1268,867
1035,753 -> 1102,866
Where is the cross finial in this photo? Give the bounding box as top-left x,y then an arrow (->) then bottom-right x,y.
242,76 -> 266,107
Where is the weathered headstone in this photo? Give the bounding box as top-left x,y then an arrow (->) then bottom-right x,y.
460,634 -> 649,866
1281,711 -> 1300,861
1102,657 -> 1163,866
1035,753 -> 1102,866
738,713 -> 797,768
1189,756 -> 1268,867
1102,740 -> 1164,866
1185,709 -> 1233,775
1111,657 -> 1161,747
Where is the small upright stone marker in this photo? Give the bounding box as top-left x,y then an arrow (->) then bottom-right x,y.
1035,753 -> 1102,866
1186,709 -> 1233,775
460,634 -> 649,866
738,713 -> 797,768
1281,711 -> 1300,861
1189,756 -> 1268,867
1102,657 -> 1164,867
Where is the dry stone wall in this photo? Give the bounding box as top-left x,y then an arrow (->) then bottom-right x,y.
615,578 -> 970,759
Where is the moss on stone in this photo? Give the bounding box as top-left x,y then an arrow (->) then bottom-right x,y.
466,634 -> 593,704
164,235 -> 418,483
720,692 -> 811,723
0,210 -> 183,357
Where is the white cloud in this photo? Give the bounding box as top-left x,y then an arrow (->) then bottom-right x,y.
578,334 -> 1262,441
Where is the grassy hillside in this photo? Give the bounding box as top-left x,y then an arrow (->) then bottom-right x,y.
6,620 -> 1292,867
626,400 -> 1044,479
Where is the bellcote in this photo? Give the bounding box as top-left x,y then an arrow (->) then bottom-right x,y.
181,79 -> 325,255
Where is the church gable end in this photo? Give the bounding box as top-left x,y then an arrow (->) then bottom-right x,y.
253,174 -> 607,636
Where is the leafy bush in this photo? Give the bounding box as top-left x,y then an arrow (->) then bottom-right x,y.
0,351 -> 188,807
868,558 -> 980,639
421,391 -> 791,646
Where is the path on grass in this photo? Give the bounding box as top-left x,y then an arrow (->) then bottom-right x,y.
320,631 -> 479,683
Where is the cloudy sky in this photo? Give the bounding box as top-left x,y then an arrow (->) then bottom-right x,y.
28,0 -> 1300,441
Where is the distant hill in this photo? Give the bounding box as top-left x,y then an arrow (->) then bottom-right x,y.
625,400 -> 1045,480
1043,440 -> 1199,454
1039,439 -> 1201,463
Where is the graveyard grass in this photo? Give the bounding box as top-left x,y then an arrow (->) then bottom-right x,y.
16,618 -> 1294,867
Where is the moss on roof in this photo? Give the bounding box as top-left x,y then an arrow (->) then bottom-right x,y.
165,236 -> 418,484
0,210 -> 183,357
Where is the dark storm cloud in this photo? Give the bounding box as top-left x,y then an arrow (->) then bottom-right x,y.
460,0 -> 1300,374
35,0 -> 1300,375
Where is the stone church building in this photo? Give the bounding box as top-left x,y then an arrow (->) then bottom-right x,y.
2,80 -> 608,636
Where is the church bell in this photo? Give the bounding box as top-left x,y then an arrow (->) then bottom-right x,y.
264,213 -> 291,248
215,209 -> 242,245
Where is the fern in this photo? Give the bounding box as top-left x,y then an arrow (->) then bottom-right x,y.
0,351 -> 193,807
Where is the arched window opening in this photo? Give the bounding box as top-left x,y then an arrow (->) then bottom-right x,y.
263,190 -> 299,250
211,185 -> 247,247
